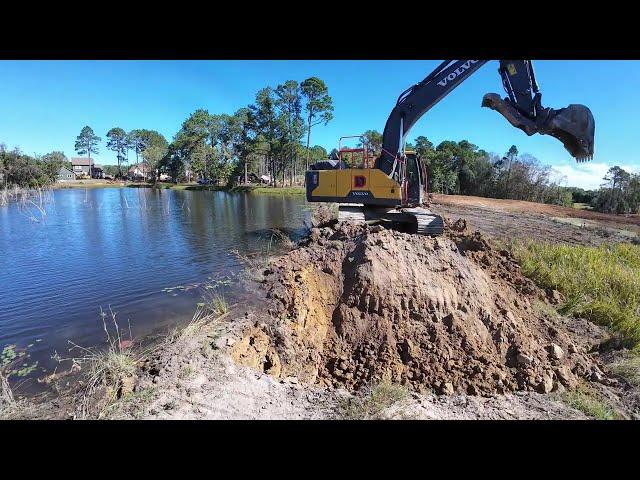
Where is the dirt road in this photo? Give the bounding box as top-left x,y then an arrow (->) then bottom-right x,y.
431,194 -> 639,246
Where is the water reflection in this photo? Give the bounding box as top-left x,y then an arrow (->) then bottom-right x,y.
0,188 -> 307,391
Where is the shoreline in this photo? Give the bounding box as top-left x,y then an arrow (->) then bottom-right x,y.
50,181 -> 306,195
3,220 -> 640,420
2,200 -> 640,420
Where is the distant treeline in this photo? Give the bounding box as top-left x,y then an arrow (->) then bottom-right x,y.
350,133 -> 576,207
584,166 -> 640,214
0,145 -> 69,188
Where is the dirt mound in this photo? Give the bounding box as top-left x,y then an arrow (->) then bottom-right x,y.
231,221 -> 602,396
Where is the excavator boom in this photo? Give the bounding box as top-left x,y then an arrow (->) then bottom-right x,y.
377,60 -> 595,178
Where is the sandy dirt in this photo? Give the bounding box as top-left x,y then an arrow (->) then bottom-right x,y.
231,222 -> 606,397
431,194 -> 640,246
380,391 -> 589,420
97,307 -> 604,421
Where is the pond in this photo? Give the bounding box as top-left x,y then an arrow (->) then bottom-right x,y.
0,187 -> 309,393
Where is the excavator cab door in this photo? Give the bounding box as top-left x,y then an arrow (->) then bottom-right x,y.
405,152 -> 424,206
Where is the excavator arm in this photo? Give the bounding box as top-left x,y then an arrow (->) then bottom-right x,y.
376,60 -> 595,178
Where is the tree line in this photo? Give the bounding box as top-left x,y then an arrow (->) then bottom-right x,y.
1,76 -> 335,188
163,77 -> 333,187
589,166 -> 640,214
0,145 -> 69,188
347,133 -> 576,207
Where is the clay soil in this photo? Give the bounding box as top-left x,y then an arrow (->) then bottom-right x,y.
230,220 -> 608,397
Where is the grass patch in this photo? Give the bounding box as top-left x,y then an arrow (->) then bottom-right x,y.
53,182 -> 125,190
251,186 -> 305,196
210,294 -> 229,316
563,385 -> 618,420
572,202 -> 593,210
179,365 -> 194,379
102,386 -> 158,419
514,242 -> 640,348
610,354 -> 640,386
339,381 -> 409,420
182,185 -> 226,191
269,228 -> 295,249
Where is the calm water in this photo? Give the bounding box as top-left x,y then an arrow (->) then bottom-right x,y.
0,188 -> 308,391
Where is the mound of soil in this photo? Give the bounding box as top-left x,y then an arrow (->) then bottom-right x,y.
231,220 -> 603,396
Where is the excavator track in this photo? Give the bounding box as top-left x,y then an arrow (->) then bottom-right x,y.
338,205 -> 366,224
399,207 -> 445,236
414,212 -> 445,236
337,205 -> 444,236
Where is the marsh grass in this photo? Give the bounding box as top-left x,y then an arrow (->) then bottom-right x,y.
1,342 -> 40,409
1,186 -> 55,223
210,294 -> 229,316
514,242 -> 640,348
231,228 -> 296,282
339,381 -> 410,420
0,372 -> 13,406
269,228 -> 295,250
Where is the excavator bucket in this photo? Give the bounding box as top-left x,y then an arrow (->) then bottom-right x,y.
542,104 -> 595,162
482,93 -> 595,162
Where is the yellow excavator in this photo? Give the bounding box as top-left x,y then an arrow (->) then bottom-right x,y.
305,60 -> 595,235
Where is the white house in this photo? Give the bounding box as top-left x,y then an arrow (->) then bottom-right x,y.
128,162 -> 151,181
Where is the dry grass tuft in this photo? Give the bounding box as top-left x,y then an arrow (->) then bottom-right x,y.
339,381 -> 409,420
563,384 -> 618,420
56,307 -> 148,418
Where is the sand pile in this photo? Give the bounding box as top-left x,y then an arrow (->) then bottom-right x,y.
231,219 -> 602,396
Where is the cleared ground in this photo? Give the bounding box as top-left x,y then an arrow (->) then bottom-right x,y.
431,194 -> 640,246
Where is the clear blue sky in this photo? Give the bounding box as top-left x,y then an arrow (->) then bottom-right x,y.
1,60 -> 638,189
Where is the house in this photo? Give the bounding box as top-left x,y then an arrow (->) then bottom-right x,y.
56,166 -> 76,182
71,157 -> 94,178
128,162 -> 150,181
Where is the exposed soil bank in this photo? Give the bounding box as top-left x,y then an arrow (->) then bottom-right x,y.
231,220 -> 606,396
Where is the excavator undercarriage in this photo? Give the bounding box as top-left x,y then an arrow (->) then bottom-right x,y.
337,205 -> 445,236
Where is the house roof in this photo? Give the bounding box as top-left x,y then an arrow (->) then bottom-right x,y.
58,166 -> 74,175
71,157 -> 94,166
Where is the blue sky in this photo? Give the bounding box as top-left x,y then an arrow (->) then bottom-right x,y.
1,60 -> 638,189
